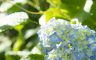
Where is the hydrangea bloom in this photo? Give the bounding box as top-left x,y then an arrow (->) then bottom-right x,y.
37,18 -> 96,60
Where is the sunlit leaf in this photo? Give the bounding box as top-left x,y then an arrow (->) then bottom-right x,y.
0,0 -> 27,13
45,0 -> 86,22
0,35 -> 11,60
0,1 -> 16,12
45,8 -> 70,22
47,0 -> 61,7
0,35 -> 11,52
0,12 -> 28,32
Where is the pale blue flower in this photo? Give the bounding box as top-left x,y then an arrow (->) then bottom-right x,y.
37,18 -> 96,60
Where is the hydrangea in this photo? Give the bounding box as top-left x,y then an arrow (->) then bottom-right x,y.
37,18 -> 96,60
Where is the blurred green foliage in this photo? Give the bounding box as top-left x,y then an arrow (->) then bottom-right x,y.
0,0 -> 96,60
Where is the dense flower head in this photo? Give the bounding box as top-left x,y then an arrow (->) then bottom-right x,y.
37,18 -> 96,60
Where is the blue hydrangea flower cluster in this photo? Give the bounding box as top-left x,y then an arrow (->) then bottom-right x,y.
37,18 -> 96,60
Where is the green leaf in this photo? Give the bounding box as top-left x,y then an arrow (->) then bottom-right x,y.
45,0 -> 86,22
0,52 -> 5,60
82,0 -> 96,31
45,7 -> 70,22
5,52 -> 20,60
47,0 -> 61,7
26,54 -> 44,60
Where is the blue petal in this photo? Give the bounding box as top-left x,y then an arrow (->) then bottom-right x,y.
73,52 -> 84,60
49,31 -> 62,43
89,56 -> 96,60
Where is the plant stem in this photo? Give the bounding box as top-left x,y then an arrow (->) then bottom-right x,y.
13,25 -> 24,51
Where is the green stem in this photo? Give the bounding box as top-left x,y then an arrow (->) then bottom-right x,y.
13,25 -> 24,51
9,1 -> 44,14
13,30 -> 23,51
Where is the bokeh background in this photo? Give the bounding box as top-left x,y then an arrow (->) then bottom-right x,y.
0,0 -> 96,60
